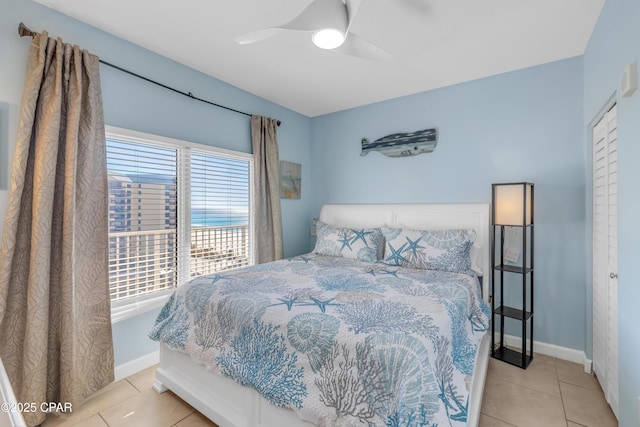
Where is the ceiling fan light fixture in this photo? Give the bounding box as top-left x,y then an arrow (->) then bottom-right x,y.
312,28 -> 346,49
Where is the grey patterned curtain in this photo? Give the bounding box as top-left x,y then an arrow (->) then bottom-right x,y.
251,115 -> 284,263
0,32 -> 113,426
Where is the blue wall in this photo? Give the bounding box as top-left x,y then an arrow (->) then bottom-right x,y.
310,57 -> 587,351
0,0 -> 313,366
584,0 -> 640,425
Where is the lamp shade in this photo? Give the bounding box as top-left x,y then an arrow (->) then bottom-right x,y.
494,183 -> 533,225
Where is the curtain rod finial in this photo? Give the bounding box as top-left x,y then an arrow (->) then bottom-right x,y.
18,22 -> 35,38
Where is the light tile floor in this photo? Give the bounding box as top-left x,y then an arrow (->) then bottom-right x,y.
41,353 -> 617,427
480,354 -> 617,427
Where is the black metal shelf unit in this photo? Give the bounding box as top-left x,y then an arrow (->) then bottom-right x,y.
491,182 -> 534,369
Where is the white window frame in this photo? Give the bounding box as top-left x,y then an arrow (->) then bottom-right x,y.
107,125 -> 254,323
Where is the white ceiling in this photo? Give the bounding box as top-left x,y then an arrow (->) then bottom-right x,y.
35,0 -> 604,117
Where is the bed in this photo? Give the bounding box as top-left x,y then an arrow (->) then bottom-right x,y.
151,203 -> 491,427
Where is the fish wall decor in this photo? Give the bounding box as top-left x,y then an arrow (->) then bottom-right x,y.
360,128 -> 437,158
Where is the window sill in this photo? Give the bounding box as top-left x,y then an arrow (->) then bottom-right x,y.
111,289 -> 174,324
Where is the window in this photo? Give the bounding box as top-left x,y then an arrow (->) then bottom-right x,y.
106,127 -> 253,321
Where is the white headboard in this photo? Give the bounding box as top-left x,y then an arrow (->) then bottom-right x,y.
318,203 -> 491,299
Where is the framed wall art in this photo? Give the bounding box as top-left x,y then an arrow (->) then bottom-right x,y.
280,160 -> 301,199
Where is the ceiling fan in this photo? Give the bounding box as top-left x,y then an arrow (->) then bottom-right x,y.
235,0 -> 393,62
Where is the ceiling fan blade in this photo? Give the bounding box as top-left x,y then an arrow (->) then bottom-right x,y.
282,0 -> 347,32
235,0 -> 346,45
335,33 -> 393,62
235,28 -> 283,44
344,0 -> 363,34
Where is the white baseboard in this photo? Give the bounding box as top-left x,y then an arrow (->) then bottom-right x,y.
498,334 -> 592,373
114,351 -> 159,382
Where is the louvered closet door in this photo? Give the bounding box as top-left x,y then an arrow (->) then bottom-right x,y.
592,104 -> 618,418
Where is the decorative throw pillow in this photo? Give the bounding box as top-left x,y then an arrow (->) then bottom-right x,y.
381,227 -> 476,274
313,222 -> 384,262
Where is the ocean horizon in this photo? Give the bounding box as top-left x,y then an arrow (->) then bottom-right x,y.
191,210 -> 248,228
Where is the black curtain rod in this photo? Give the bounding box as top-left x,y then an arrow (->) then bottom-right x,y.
18,22 -> 281,127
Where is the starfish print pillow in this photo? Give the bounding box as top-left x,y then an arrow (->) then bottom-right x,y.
381,227 -> 476,275
313,221 -> 384,262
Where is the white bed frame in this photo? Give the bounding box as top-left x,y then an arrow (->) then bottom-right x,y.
154,203 -> 491,427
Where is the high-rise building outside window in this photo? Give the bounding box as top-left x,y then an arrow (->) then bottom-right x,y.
106,127 -> 253,322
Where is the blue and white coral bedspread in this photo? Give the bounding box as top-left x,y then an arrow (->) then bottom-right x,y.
149,254 -> 490,427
